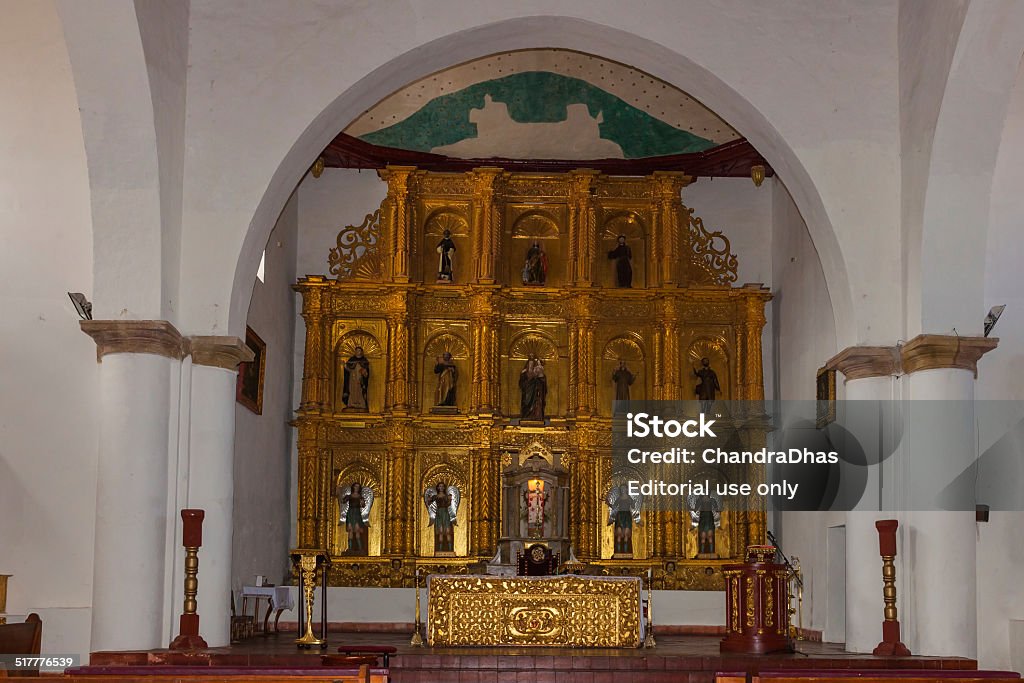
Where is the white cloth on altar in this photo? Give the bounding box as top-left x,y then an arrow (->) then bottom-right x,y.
240,585 -> 294,612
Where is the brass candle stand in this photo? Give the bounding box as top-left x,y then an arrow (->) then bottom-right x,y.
643,568 -> 656,648
872,520 -> 910,656
290,548 -> 330,649
410,569 -> 424,647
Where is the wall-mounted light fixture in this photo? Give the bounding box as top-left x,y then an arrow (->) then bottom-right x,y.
67,292 -> 92,320
750,164 -> 765,188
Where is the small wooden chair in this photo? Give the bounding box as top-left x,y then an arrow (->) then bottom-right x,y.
0,613 -> 42,678
229,591 -> 254,642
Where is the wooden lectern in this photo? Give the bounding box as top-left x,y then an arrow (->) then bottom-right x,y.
720,546 -> 794,654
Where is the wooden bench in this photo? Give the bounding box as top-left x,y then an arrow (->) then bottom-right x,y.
746,670 -> 1021,683
0,613 -> 42,678
62,666 -> 386,683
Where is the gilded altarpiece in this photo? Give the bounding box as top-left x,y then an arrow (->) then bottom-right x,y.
294,167 -> 771,590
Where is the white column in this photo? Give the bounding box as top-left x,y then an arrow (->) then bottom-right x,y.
183,337 -> 251,647
898,334 -> 995,657
82,322 -> 182,651
902,368 -> 977,657
828,347 -> 900,654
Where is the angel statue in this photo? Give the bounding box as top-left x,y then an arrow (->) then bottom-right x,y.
337,481 -> 374,556
423,481 -> 460,555
687,492 -> 722,558
606,484 -> 643,556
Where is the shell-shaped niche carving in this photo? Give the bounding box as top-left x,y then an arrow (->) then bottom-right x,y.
329,210 -> 384,281
687,337 -> 728,366
421,461 -> 468,495
512,211 -> 560,238
425,210 -> 469,237
603,335 -> 644,362
336,332 -> 383,358
508,333 -> 558,361
424,333 -> 470,360
602,211 -> 645,240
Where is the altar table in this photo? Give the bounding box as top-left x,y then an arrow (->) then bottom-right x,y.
240,586 -> 294,633
426,574 -> 643,648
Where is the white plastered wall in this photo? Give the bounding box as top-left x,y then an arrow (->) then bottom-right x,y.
0,0 -> 97,658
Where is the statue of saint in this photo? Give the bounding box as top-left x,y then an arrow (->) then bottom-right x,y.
435,229 -> 456,283
518,355 -> 547,421
606,484 -> 643,556
343,346 -> 370,411
337,481 -> 374,555
423,482 -> 460,555
522,240 -> 548,285
687,492 -> 722,558
612,359 -> 635,401
607,234 -> 633,287
433,352 -> 458,407
693,357 -> 720,413
524,480 -> 547,538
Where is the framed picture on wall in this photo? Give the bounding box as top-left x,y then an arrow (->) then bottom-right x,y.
816,366 -> 836,428
237,326 -> 266,415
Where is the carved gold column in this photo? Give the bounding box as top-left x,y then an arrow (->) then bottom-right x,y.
470,292 -> 497,413
294,421 -> 317,548
316,444 -> 333,550
652,172 -> 690,286
743,289 -> 770,401
570,294 -> 597,416
380,166 -> 415,283
567,325 -> 579,416
568,170 -> 599,285
470,168 -> 503,284
296,279 -> 328,410
385,292 -> 411,413
659,297 -> 681,400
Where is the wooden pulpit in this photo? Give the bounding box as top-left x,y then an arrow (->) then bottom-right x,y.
720,546 -> 793,654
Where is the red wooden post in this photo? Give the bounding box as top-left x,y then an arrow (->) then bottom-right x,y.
170,509 -> 208,650
872,519 -> 910,656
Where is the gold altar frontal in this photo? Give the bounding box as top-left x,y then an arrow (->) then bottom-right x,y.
426,575 -> 643,648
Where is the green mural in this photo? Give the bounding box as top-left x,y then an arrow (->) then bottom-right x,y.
360,71 -> 716,158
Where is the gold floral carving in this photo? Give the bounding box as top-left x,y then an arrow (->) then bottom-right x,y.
682,207 -> 739,285
427,576 -> 641,647
329,210 -> 384,281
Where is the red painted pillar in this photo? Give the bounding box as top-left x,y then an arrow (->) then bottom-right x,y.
872,519 -> 910,656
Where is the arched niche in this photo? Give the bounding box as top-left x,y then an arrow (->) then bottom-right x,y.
417,457 -> 470,557
333,331 -> 385,414
599,210 -> 647,289
506,331 -> 562,420
684,337 -> 730,401
332,466 -> 383,557
421,208 -> 470,284
680,467 -> 733,560
601,465 -> 649,560
598,333 -> 646,415
505,206 -> 565,287
421,331 -> 471,414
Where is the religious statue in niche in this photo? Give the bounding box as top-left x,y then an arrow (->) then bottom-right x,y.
606,484 -> 643,556
687,492 -> 722,558
342,346 -> 370,411
431,351 -> 458,413
423,482 -> 460,555
523,479 -> 548,539
607,234 -> 633,287
612,359 -> 635,401
435,229 -> 456,283
693,357 -> 720,413
521,240 -> 548,285
519,355 -> 547,422
337,481 -> 374,556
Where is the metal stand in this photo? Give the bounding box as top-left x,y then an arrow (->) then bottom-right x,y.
411,569 -> 424,647
643,568 -> 656,648
291,548 -> 329,650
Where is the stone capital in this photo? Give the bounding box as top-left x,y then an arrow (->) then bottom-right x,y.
189,336 -> 254,370
80,320 -> 187,362
826,346 -> 901,381
900,334 -> 997,377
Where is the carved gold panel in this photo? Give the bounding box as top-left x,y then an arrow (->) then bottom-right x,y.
427,575 -> 642,647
